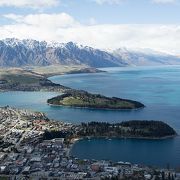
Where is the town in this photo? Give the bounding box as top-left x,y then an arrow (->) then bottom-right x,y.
0,107 -> 179,180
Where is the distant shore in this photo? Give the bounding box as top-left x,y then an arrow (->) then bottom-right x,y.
0,66 -> 104,93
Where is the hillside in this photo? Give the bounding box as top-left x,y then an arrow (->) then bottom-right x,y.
30,65 -> 103,77
0,68 -> 68,92
113,48 -> 180,66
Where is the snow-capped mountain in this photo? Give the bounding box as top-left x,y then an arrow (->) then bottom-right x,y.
0,38 -> 180,68
0,38 -> 126,67
113,48 -> 180,66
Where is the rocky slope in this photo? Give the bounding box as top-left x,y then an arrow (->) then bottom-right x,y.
0,38 -> 126,68
0,38 -> 180,68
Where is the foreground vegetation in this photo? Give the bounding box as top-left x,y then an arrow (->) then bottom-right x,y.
47,91 -> 145,110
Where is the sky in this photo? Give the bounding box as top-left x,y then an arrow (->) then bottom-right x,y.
0,0 -> 180,54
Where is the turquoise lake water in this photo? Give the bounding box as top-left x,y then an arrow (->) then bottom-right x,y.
0,65 -> 180,167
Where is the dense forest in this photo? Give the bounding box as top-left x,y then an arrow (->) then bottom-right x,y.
77,120 -> 176,138
42,120 -> 176,140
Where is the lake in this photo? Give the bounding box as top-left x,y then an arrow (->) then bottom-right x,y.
49,65 -> 180,132
0,65 -> 180,167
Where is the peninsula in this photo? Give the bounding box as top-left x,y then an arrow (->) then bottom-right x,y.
47,91 -> 145,110
0,107 -> 177,179
76,121 -> 177,139
0,65 -> 102,92
0,68 -> 68,92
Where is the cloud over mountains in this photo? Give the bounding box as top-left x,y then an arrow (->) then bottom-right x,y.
0,1 -> 179,55
0,12 -> 180,55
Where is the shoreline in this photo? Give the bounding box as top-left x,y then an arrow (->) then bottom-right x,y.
83,134 -> 177,140
0,67 -> 104,93
44,68 -> 105,78
47,102 -> 145,111
68,134 -> 178,158
70,134 -> 177,143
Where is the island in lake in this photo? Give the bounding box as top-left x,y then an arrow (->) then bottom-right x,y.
47,91 -> 145,110
0,66 -> 145,110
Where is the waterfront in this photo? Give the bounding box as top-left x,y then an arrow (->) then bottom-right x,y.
70,137 -> 180,168
0,66 -> 180,167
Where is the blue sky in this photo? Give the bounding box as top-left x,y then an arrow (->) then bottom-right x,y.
1,0 -> 180,24
0,0 -> 180,54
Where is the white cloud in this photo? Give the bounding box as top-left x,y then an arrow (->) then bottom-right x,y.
152,0 -> 177,3
1,13 -> 180,55
0,0 -> 59,9
3,13 -> 79,28
92,0 -> 178,4
91,0 -> 123,5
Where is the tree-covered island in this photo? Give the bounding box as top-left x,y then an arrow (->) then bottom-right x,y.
47,91 -> 145,110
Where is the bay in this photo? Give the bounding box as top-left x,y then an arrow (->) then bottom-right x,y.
71,137 -> 180,168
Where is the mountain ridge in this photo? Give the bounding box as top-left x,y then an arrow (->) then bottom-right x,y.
0,38 -> 126,68
0,38 -> 180,67
112,48 -> 180,66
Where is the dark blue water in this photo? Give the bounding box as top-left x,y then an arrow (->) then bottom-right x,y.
71,137 -> 180,168
1,66 -> 180,167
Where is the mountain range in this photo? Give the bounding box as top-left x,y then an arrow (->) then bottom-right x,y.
113,48 -> 180,66
0,38 -> 180,67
